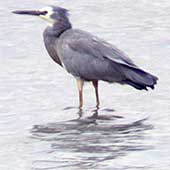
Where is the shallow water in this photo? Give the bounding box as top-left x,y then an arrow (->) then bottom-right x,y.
0,0 -> 170,170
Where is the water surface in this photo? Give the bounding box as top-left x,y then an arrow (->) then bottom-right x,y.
0,0 -> 170,169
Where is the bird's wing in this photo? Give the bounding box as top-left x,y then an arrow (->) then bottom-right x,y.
59,30 -> 158,88
68,30 -> 137,69
57,30 -> 137,82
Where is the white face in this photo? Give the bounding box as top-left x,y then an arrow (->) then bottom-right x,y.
39,6 -> 55,24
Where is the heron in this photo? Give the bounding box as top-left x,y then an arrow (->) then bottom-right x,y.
13,6 -> 158,108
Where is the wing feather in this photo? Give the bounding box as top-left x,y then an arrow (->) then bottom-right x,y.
58,29 -> 158,88
68,30 -> 137,68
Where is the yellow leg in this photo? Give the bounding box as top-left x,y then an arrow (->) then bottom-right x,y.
92,80 -> 100,108
76,79 -> 84,108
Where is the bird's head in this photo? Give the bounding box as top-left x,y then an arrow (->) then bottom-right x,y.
12,6 -> 69,25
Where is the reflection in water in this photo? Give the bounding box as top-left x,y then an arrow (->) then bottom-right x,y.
31,109 -> 153,170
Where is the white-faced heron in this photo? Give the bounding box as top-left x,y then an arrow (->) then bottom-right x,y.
13,6 -> 158,108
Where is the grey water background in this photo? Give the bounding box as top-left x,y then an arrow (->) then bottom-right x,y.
0,0 -> 170,169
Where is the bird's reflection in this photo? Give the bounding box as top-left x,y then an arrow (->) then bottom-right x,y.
31,108 -> 153,170
77,107 -> 84,118
73,106 -> 121,120
63,106 -> 98,119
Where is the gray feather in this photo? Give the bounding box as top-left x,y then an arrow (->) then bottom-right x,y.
57,29 -> 158,90
67,29 -> 137,67
43,27 -> 62,66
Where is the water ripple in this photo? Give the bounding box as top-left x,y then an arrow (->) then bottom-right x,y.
31,110 -> 153,170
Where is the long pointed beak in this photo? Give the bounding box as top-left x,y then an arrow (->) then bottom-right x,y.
12,10 -> 47,16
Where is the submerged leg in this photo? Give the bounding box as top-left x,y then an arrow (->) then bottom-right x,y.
76,79 -> 84,108
92,80 -> 100,108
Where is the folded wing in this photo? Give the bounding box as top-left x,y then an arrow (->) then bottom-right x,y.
60,29 -> 158,90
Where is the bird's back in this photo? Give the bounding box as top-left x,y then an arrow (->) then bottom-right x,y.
57,29 -> 158,90
57,29 -> 137,67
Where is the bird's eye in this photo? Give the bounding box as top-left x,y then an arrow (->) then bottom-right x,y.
44,11 -> 48,14
41,11 -> 48,15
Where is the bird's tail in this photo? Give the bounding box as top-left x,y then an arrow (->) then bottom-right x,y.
122,66 -> 158,90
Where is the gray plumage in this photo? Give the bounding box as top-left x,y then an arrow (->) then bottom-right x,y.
13,6 -> 158,108
42,8 -> 158,90
57,29 -> 157,90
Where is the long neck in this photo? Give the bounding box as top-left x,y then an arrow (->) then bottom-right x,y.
49,17 -> 72,37
43,16 -> 72,67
